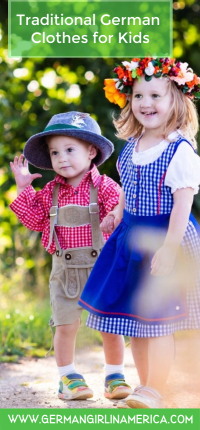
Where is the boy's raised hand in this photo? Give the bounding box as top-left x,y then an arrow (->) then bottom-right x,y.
10,154 -> 42,195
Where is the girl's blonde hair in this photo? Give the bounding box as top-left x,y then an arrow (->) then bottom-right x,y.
113,78 -> 199,148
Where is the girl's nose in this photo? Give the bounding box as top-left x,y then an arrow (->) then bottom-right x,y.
140,97 -> 152,107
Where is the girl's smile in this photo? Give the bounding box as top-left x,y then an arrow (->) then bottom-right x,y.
132,76 -> 172,135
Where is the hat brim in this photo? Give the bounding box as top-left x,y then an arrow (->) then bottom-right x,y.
23,129 -> 114,169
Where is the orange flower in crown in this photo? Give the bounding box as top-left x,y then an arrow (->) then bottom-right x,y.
104,57 -> 200,108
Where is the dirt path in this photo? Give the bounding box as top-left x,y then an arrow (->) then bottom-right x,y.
0,331 -> 200,409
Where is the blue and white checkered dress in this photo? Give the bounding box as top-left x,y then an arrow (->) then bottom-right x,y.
79,136 -> 200,337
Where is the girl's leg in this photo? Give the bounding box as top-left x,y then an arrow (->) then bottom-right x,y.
146,334 -> 175,395
130,337 -> 149,385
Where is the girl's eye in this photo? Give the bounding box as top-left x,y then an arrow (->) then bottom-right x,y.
51,151 -> 58,156
134,94 -> 142,99
152,94 -> 160,99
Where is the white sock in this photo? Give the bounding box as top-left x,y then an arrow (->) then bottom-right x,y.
104,363 -> 124,377
58,363 -> 77,378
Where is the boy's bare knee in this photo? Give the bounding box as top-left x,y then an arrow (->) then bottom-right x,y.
55,319 -> 80,335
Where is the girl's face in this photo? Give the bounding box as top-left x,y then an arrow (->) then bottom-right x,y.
131,76 -> 172,136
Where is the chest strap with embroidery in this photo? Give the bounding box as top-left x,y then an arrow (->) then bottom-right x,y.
46,182 -> 104,255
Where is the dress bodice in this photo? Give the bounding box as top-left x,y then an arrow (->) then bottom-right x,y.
119,136 -> 188,216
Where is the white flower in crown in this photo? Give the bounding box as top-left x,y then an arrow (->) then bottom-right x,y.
71,113 -> 89,128
170,62 -> 194,85
122,61 -> 139,71
115,80 -> 123,90
145,62 -> 155,76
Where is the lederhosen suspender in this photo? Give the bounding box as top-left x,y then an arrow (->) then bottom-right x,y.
47,182 -> 104,255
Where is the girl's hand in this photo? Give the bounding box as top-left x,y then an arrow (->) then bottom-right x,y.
10,155 -> 42,195
150,245 -> 177,276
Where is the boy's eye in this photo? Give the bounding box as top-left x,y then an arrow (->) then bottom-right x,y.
51,151 -> 58,156
67,148 -> 74,152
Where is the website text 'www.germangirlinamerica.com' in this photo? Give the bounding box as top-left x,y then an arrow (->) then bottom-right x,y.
7,413 -> 194,425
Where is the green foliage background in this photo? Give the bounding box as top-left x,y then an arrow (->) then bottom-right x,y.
0,0 -> 200,360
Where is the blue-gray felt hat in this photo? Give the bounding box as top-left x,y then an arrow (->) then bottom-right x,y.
23,112 -> 114,169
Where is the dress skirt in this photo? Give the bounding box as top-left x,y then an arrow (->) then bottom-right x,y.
79,210 -> 200,337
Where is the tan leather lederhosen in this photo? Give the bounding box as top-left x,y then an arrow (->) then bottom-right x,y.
47,182 -> 105,327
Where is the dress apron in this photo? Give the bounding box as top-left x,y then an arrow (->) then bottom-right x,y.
79,209 -> 198,325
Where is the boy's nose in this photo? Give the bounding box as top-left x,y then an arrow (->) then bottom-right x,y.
59,153 -> 67,162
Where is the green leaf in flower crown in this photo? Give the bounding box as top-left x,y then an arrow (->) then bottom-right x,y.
132,70 -> 137,78
193,92 -> 200,98
137,75 -> 141,83
120,87 -> 128,93
155,72 -> 162,78
145,75 -> 153,81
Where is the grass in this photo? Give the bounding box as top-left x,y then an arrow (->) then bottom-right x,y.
0,299 -> 103,363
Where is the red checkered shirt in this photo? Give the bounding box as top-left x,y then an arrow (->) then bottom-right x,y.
10,165 -> 121,254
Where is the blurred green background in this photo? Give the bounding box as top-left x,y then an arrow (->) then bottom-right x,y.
0,0 -> 200,361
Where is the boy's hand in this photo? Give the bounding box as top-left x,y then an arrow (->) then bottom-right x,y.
100,205 -> 122,234
10,155 -> 42,195
100,212 -> 115,234
150,245 -> 177,276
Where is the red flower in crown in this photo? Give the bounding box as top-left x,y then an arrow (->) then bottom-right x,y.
104,57 -> 200,107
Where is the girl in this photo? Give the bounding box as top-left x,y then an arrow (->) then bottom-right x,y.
78,58 -> 200,408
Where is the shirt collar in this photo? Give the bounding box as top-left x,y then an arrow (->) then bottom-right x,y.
54,164 -> 101,188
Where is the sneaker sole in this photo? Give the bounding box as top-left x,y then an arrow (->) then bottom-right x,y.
104,387 -> 132,400
126,399 -> 150,409
58,389 -> 93,401
117,400 -> 131,409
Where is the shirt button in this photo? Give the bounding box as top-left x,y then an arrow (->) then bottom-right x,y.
133,208 -> 136,213
135,168 -> 138,172
134,181 -> 137,185
133,194 -> 136,198
74,190 -> 78,195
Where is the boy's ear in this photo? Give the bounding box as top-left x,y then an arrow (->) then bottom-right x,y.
89,145 -> 98,160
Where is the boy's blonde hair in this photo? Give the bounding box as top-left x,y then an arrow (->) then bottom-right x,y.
113,78 -> 199,148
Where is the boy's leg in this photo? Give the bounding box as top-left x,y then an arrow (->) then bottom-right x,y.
101,332 -> 132,399
54,319 -> 80,366
54,320 -> 93,400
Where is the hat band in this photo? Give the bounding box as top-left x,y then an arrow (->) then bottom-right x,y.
44,124 -> 80,132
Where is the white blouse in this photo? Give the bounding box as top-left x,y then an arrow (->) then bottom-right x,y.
132,131 -> 200,194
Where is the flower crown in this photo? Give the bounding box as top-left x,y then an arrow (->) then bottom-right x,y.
104,57 -> 200,108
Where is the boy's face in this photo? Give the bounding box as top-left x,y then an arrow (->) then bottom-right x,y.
48,135 -> 97,187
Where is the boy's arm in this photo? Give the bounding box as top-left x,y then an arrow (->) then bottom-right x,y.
100,188 -> 124,234
10,155 -> 42,196
10,155 -> 49,232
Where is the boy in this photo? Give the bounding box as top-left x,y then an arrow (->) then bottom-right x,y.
10,112 -> 132,401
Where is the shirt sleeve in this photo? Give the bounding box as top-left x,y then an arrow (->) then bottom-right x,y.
165,141 -> 200,194
98,175 -> 121,219
10,184 -> 52,231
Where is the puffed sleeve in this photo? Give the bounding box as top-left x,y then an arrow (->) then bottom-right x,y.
165,141 -> 200,194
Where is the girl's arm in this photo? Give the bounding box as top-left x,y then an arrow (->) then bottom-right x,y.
100,188 -> 125,234
151,187 -> 194,276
